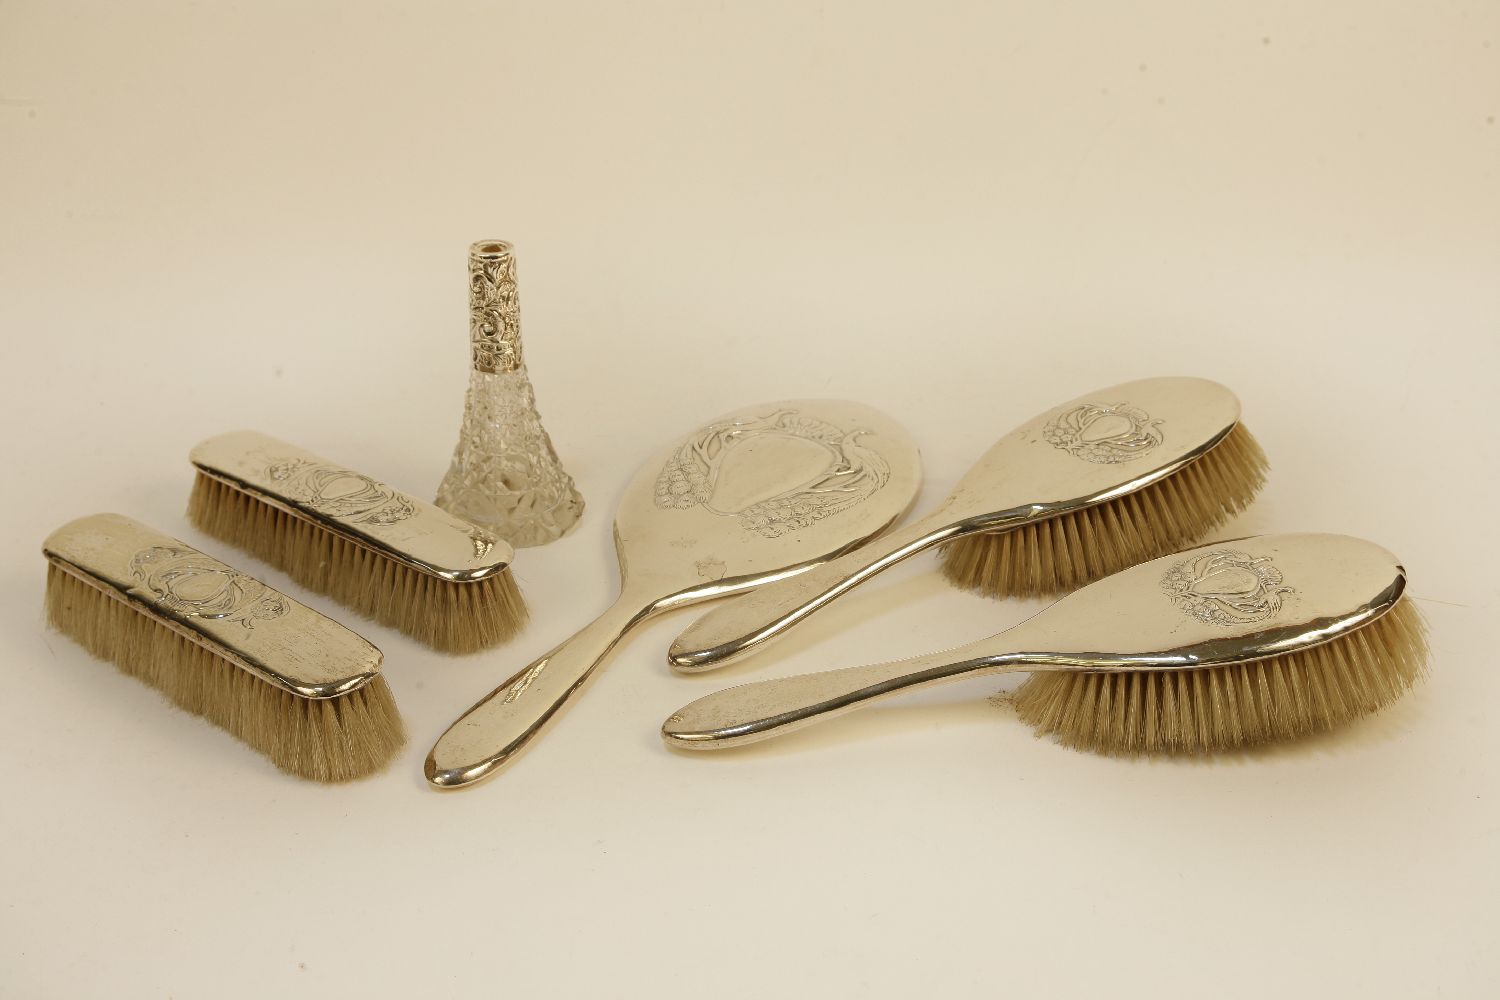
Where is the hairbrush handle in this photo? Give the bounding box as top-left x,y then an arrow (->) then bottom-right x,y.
427,596 -> 652,788
668,505 -> 1005,672
661,637 -> 1023,749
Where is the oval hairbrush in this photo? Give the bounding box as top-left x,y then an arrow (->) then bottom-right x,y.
670,376 -> 1266,671
662,533 -> 1426,753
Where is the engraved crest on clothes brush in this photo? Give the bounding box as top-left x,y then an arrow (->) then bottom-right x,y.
129,545 -> 287,628
652,409 -> 892,539
263,458 -> 416,525
1043,402 -> 1165,464
1160,549 -> 1294,626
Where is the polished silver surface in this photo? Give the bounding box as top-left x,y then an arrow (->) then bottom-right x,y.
44,513 -> 384,699
426,400 -> 923,788
670,376 -> 1242,670
662,533 -> 1405,748
192,430 -> 515,583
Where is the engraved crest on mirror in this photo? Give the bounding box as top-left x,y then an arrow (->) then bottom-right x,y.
653,410 -> 892,539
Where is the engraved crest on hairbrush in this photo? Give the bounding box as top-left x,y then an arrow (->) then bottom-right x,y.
129,545 -> 288,628
653,410 -> 892,539
1161,549 -> 1294,626
1043,402 -> 1164,464
264,458 -> 416,525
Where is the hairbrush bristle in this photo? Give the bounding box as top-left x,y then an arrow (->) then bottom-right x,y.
188,472 -> 526,653
940,423 -> 1269,598
45,563 -> 406,781
1011,597 -> 1427,754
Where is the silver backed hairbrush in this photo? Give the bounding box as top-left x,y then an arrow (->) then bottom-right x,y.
44,513 -> 405,781
670,376 -> 1266,671
189,431 -> 525,652
663,533 -> 1427,754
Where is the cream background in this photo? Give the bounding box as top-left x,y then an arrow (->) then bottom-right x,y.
2,2 -> 1496,997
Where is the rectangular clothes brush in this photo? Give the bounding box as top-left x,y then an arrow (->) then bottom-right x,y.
188,431 -> 526,653
43,513 -> 405,782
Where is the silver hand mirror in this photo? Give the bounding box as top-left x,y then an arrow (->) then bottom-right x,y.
426,400 -> 922,788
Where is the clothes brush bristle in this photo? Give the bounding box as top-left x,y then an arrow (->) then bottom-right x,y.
188,471 -> 526,652
45,563 -> 406,781
940,422 -> 1269,598
1011,597 -> 1427,754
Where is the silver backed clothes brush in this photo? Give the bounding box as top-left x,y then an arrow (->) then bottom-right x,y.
669,376 -> 1267,672
426,400 -> 923,789
662,533 -> 1427,754
44,514 -> 405,781
189,431 -> 526,653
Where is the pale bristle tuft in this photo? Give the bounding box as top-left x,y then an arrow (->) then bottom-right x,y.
940,422 -> 1269,598
45,563 -> 406,781
188,471 -> 526,653
1012,598 -> 1428,754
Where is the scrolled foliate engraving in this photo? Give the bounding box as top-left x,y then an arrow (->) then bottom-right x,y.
654,409 -> 891,539
1161,549 -> 1294,626
469,243 -> 523,374
130,545 -> 288,628
265,458 -> 416,525
1044,402 -> 1164,464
